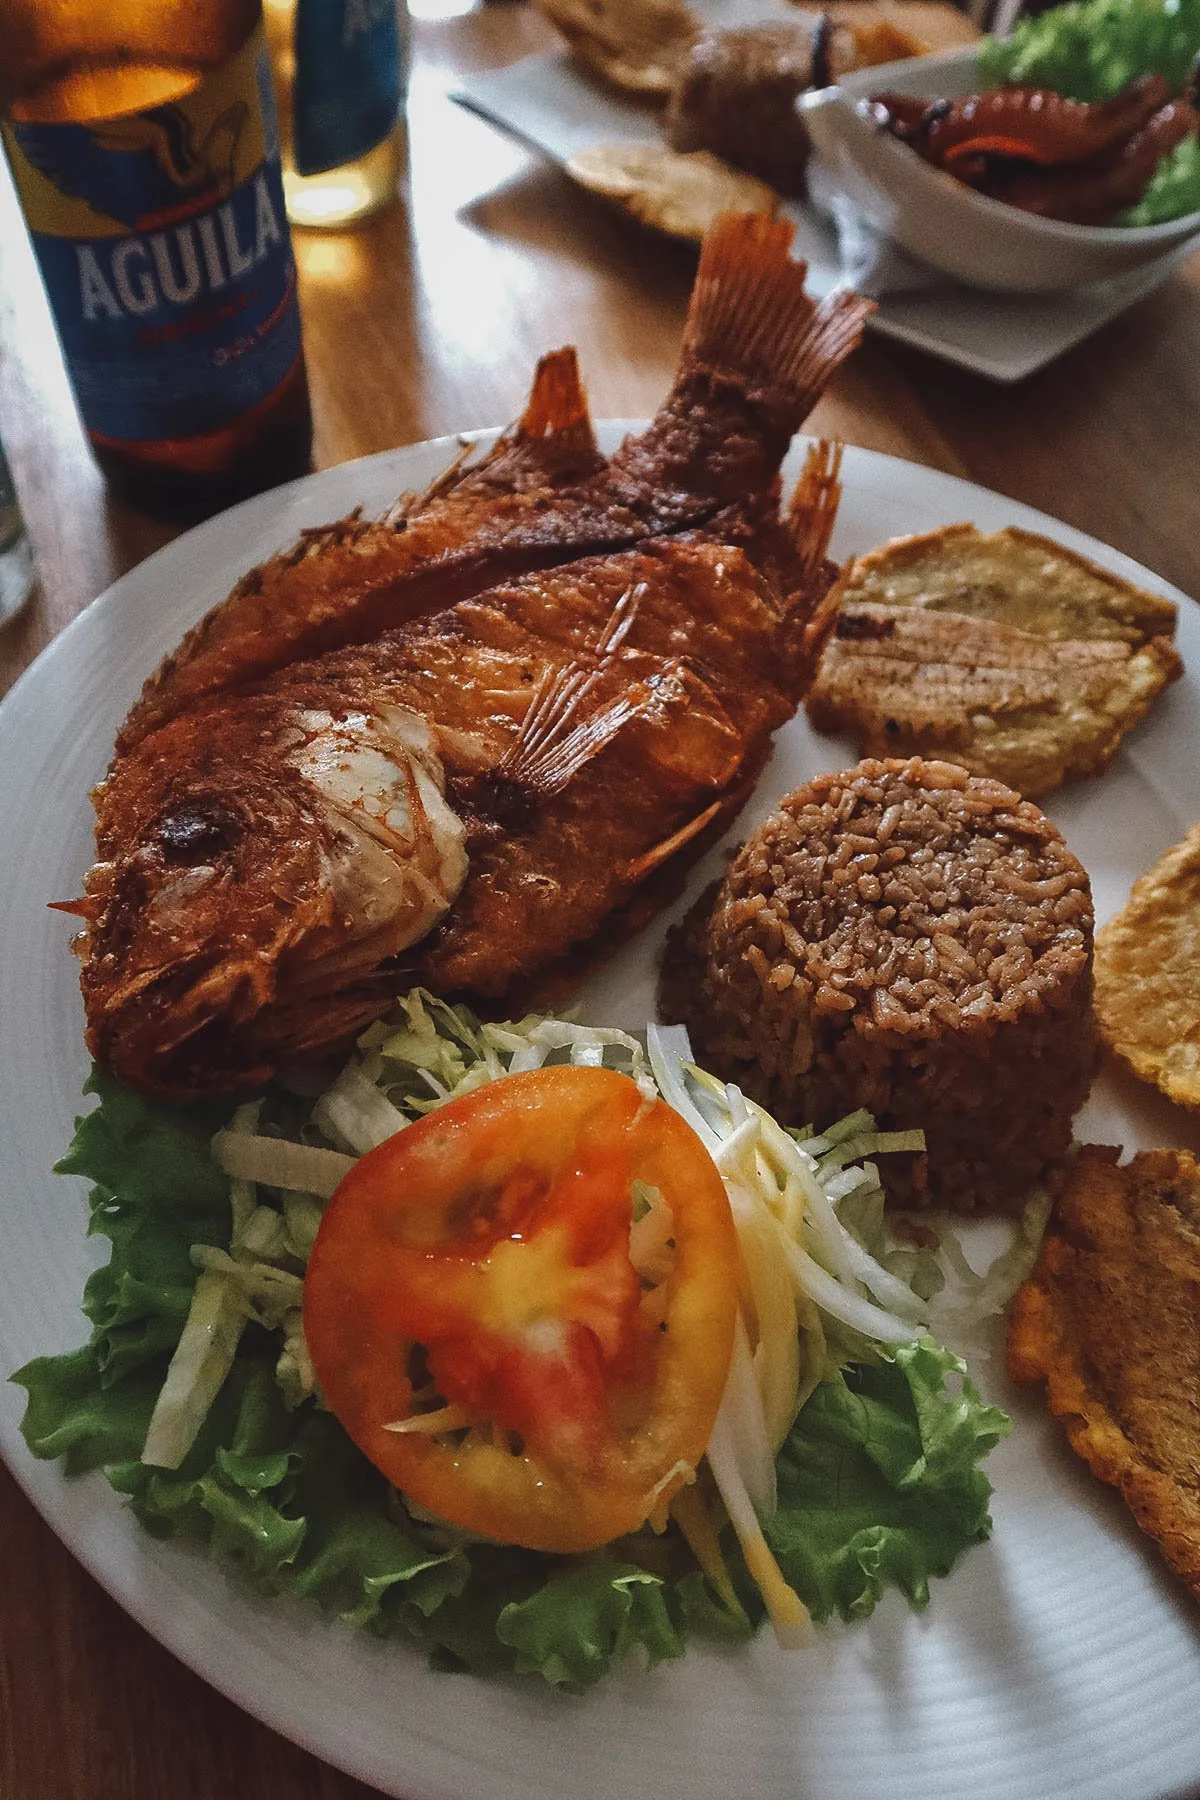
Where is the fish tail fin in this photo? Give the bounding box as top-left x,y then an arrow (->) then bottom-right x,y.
679,213 -> 874,427
515,346 -> 597,455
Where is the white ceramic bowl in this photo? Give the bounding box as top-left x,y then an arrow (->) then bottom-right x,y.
800,46 -> 1200,293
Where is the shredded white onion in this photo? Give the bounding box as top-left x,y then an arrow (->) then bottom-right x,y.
212,1131 -> 356,1199
705,1409 -> 810,1648
646,1023 -> 721,1154
781,1238 -> 920,1345
311,1063 -> 408,1154
713,1314 -> 777,1518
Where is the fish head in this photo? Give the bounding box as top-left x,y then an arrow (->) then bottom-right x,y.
79,699 -> 467,1096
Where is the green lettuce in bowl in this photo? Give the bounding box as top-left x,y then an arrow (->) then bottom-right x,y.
979,0 -> 1200,225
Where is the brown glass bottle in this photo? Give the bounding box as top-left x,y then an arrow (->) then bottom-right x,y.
0,0 -> 313,516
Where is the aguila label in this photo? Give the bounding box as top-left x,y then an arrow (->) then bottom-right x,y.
2,29 -> 303,444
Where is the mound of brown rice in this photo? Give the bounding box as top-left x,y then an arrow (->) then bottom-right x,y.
660,757 -> 1096,1212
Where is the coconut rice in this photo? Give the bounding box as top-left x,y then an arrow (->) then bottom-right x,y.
660,757 -> 1096,1212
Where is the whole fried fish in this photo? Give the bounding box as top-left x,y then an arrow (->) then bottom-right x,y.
120,216 -> 866,755
74,215 -> 870,1098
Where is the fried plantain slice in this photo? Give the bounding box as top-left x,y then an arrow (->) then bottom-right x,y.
1094,824 -> 1200,1109
567,144 -> 776,240
1007,1144 -> 1200,1604
533,0 -> 699,94
822,0 -> 980,54
806,524 -> 1182,797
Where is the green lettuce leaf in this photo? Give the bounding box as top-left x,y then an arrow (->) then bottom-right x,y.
58,1072 -> 233,1386
979,0 -> 1200,103
13,1344 -> 165,1475
766,1339 -> 1010,1623
496,1565 -> 684,1689
1117,133 -> 1200,224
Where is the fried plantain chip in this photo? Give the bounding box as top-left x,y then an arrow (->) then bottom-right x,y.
566,144 -> 776,240
821,0 -> 980,55
806,524 -> 1182,796
1007,1144 -> 1200,1604
1095,823 -> 1200,1110
533,0 -> 699,94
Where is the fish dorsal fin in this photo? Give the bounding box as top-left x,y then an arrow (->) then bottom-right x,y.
381,349 -> 595,530
516,346 -> 597,455
381,443 -> 477,527
499,581 -> 671,796
680,213 -> 874,425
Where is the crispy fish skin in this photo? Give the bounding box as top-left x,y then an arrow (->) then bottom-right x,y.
1007,1145 -> 1200,1604
806,523 -> 1182,796
83,523 -> 834,1097
122,217 -> 868,757
117,351 -> 607,755
79,217 -> 868,1099
1094,823 -> 1200,1110
414,532 -> 832,997
83,695 -> 469,1093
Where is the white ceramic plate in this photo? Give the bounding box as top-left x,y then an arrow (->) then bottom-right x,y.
449,49 -> 1200,381
2,431 -> 1199,1800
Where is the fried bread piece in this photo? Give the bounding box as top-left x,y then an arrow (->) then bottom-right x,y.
665,22 -> 823,197
1007,1145 -> 1200,1603
806,524 -> 1182,796
1094,823 -> 1200,1109
660,10 -> 977,199
567,145 -> 775,240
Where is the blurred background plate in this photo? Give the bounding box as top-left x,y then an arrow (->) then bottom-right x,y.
452,44 -> 1199,379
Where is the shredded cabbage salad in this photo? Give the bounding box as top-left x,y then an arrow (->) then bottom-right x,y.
15,992 -> 1026,1688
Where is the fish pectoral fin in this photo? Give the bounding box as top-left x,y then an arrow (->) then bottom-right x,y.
623,800 -> 725,884
498,580 -> 659,797
501,675 -> 658,797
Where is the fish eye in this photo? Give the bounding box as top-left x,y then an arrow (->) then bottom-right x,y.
156,805 -> 237,863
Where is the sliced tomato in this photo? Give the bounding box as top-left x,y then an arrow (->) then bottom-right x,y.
303,1064 -> 738,1552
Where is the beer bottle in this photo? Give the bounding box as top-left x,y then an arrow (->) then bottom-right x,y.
0,0 -> 313,516
263,0 -> 407,229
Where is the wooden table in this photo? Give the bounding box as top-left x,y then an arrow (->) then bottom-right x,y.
1,5 -> 1198,1796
